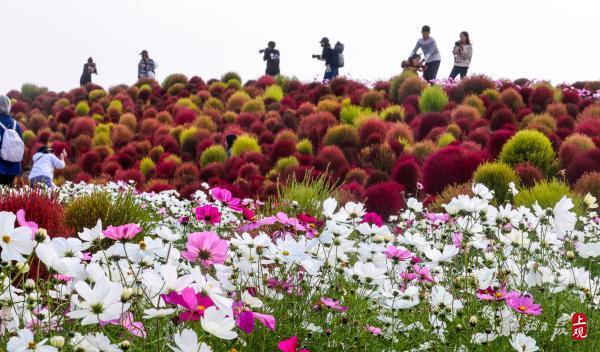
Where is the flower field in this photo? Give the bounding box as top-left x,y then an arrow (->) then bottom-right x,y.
2,72 -> 600,350
0,181 -> 599,351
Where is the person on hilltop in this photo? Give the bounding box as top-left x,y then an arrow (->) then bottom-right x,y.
0,95 -> 25,187
401,54 -> 426,74
410,25 -> 441,82
138,50 -> 158,80
259,41 -> 281,76
313,37 -> 344,83
449,31 -> 473,80
29,145 -> 66,188
80,57 -> 98,86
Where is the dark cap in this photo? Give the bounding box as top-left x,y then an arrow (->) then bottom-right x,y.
140,50 -> 148,56
421,25 -> 430,33
320,37 -> 329,44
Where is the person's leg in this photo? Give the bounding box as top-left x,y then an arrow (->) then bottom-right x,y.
0,175 -> 15,187
449,65 -> 460,79
323,69 -> 332,83
459,67 -> 469,79
331,66 -> 339,79
426,61 -> 441,81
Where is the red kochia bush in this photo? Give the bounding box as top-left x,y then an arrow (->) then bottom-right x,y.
298,111 -> 337,147
271,139 -> 297,163
486,129 -> 515,158
415,112 -> 448,141
174,107 -> 197,125
0,188 -> 71,238
422,146 -> 483,194
115,168 -> 145,185
314,145 -> 349,179
359,119 -> 387,146
566,148 -> 600,185
391,155 -> 421,195
365,181 -> 405,220
528,85 -> 554,113
489,108 -> 516,131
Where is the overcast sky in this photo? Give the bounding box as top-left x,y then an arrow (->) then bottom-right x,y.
1,0 -> 599,93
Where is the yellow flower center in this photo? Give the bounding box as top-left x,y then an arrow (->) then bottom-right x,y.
2,235 -> 10,244
28,341 -> 37,349
139,240 -> 147,250
494,292 -> 503,298
518,305 -> 527,312
282,250 -> 290,256
197,305 -> 206,311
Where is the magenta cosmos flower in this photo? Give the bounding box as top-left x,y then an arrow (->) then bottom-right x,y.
362,212 -> 383,227
385,245 -> 413,261
102,224 -> 142,241
161,287 -> 214,321
211,187 -> 243,211
477,286 -> 513,301
195,205 -> 222,225
506,292 -> 542,315
320,297 -> 348,312
182,231 -> 229,267
278,336 -> 310,352
233,301 -> 276,334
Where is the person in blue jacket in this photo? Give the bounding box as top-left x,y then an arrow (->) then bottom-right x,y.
0,95 -> 23,186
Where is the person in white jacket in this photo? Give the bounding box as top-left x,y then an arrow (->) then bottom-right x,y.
449,31 -> 473,80
29,146 -> 66,188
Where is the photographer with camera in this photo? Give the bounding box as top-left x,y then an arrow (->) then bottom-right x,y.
29,145 -> 66,188
449,31 -> 472,80
259,41 -> 280,76
313,37 -> 341,83
80,57 -> 97,86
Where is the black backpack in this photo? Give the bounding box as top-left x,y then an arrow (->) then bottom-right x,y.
333,42 -> 345,68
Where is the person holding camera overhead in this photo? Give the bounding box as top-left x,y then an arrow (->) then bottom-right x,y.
313,37 -> 343,83
449,31 -> 472,80
29,145 -> 66,188
259,41 -> 280,76
80,57 -> 98,86
410,25 -> 441,82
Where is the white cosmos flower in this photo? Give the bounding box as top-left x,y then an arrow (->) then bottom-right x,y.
200,306 -> 238,340
143,308 -> 176,319
424,244 -> 459,263
509,333 -> 539,352
67,279 -> 129,325
472,183 -> 494,200
345,262 -> 387,284
577,241 -> 600,258
78,219 -> 104,243
406,198 -> 423,213
241,291 -> 263,308
429,285 -> 463,313
0,211 -> 34,263
583,193 -> 598,209
7,328 -> 57,352
471,332 -> 498,344
81,332 -> 121,352
342,202 -> 365,219
170,329 -> 212,352
553,196 -> 577,236
509,182 -> 519,196
443,195 -> 488,215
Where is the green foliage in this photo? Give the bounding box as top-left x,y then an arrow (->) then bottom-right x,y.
107,99 -> 123,114
499,129 -> 555,173
323,125 -> 360,148
92,131 -> 111,147
463,94 -> 486,115
139,157 -> 156,177
437,132 -> 456,147
340,105 -> 373,124
231,134 -> 261,156
482,88 -> 501,102
226,91 -> 251,112
162,73 -> 188,90
473,162 -> 520,203
75,101 -> 90,116
65,191 -> 157,237
22,130 -> 36,144
178,127 -> 197,146
379,105 -> 406,122
226,79 -> 242,90
514,179 -> 585,215
241,97 -> 266,113
203,97 -> 225,112
221,71 -> 242,82
88,89 -> 107,102
200,145 -> 228,167
20,83 -> 48,101
263,85 -> 284,102
275,156 -> 299,172
177,97 -> 201,112
419,85 -> 449,112
296,139 -> 313,155
390,70 -> 418,103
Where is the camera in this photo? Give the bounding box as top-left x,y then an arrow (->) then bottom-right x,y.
312,54 -> 320,59
259,49 -> 265,54
455,41 -> 461,46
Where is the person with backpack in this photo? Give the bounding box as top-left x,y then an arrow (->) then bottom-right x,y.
29,146 -> 66,188
449,31 -> 473,80
138,50 -> 158,80
259,41 -> 280,76
313,37 -> 343,83
410,25 -> 441,82
80,57 -> 98,86
0,95 -> 25,187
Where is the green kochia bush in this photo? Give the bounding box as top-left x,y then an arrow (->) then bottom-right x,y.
231,134 -> 261,156
200,145 -> 227,167
140,157 -> 156,177
419,85 -> 449,112
379,105 -> 406,122
499,130 -> 555,173
473,162 -> 520,203
20,83 -> 48,101
514,179 -> 585,215
263,85 -> 284,102
296,139 -> 313,155
75,101 -> 90,116
340,105 -> 372,124
162,73 -> 188,90
275,156 -> 299,172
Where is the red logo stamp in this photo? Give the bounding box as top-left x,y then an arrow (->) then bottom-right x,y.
572,312 -> 587,341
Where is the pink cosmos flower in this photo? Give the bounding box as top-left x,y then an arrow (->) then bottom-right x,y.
367,325 -> 382,335
16,209 -> 38,235
275,212 -> 307,231
413,265 -> 434,283
416,182 -> 424,190
181,231 -> 229,267
101,312 -> 146,338
242,207 -> 256,221
233,301 -> 276,334
102,224 -> 142,241
384,246 -> 413,261
161,287 -> 214,321
195,205 -> 222,225
211,187 -> 243,211
425,212 -> 450,223
476,286 -> 512,301
237,216 -> 278,232
53,274 -> 72,282
178,216 -> 190,225
278,336 -> 310,352
452,232 -> 463,248
362,212 -> 383,227
506,292 -> 542,315
81,252 -> 92,261
320,297 -> 348,312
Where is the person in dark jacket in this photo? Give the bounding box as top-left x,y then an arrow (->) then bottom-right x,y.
259,41 -> 280,76
226,134 -> 237,157
138,50 -> 158,79
80,57 -> 98,86
0,96 -> 23,186
313,37 -> 338,83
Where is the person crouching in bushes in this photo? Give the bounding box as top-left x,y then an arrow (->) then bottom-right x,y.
401,54 -> 425,74
226,134 -> 237,157
0,95 -> 25,187
29,146 -> 66,188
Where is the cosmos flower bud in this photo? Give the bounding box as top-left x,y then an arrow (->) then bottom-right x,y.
35,228 -> 48,242
50,336 -> 65,348
120,340 -> 131,350
24,279 -> 36,290
15,262 -> 30,274
469,315 -> 478,326
121,288 -> 134,301
566,250 -> 575,259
